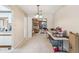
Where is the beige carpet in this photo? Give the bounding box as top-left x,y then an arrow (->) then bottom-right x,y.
12,33 -> 53,53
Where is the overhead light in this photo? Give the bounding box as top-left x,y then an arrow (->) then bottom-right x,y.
34,5 -> 44,20
35,14 -> 39,18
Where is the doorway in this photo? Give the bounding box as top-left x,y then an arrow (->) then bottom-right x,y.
32,18 -> 47,36
39,18 -> 47,34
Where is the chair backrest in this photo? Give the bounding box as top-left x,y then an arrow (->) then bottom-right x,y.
69,32 -> 79,53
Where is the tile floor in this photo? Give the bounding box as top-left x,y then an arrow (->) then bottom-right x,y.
11,33 -> 53,53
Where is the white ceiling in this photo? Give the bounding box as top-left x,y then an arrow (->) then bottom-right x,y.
19,5 -> 63,16
0,6 -> 11,11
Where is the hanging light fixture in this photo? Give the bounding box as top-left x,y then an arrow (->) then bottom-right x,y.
39,10 -> 44,19
35,5 -> 40,18
35,5 -> 44,19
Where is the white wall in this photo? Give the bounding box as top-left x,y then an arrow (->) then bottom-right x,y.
44,14 -> 54,29
27,16 -> 32,38
54,6 -> 79,33
24,16 -> 32,39
24,17 -> 28,38
8,6 -> 27,48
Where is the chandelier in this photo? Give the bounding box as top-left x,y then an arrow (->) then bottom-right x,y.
35,5 -> 44,19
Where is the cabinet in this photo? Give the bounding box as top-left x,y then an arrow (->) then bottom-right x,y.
32,18 -> 39,33
0,33 -> 12,45
69,32 -> 79,53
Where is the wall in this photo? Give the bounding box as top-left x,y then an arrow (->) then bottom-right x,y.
27,16 -> 32,38
44,14 -> 54,29
54,6 -> 79,33
8,6 -> 27,48
24,17 -> 28,38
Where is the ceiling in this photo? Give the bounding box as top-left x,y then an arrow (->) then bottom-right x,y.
0,6 -> 11,11
19,5 -> 63,16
